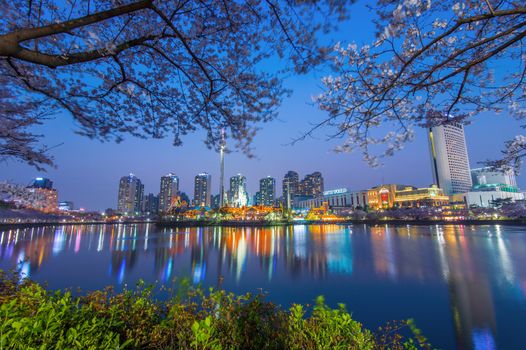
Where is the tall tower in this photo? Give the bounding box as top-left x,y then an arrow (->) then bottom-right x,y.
428,123 -> 472,195
219,129 -> 226,207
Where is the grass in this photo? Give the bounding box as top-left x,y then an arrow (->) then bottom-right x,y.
0,269 -> 432,349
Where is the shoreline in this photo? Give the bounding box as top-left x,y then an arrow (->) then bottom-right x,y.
2,218 -> 526,230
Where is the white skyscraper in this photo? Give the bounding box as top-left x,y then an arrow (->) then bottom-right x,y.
428,123 -> 472,195
159,173 -> 179,212
117,174 -> 144,215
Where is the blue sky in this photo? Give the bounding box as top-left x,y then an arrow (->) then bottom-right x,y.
2,3 -> 524,210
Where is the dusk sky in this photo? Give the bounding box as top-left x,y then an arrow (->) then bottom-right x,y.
2,3 -> 524,210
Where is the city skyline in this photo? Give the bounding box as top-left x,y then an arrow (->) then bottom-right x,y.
2,115 -> 524,211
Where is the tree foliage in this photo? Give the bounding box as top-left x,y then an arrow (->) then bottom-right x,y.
313,0 -> 526,170
0,0 -> 348,169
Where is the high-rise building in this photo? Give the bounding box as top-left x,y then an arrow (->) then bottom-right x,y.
428,123 -> 472,195
117,174 -> 144,215
259,176 -> 276,206
29,177 -> 53,189
194,173 -> 212,207
159,173 -> 179,212
283,171 -> 299,207
254,191 -> 261,206
298,172 -> 324,197
144,193 -> 159,214
229,174 -> 248,207
211,194 -> 221,209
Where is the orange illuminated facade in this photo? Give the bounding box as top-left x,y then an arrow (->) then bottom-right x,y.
368,184 -> 449,210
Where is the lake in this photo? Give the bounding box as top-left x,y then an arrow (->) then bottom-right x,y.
1,223 -> 525,349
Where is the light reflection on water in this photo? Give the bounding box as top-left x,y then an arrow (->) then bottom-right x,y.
1,223 -> 526,349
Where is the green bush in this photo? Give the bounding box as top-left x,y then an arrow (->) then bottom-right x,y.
0,270 -> 431,349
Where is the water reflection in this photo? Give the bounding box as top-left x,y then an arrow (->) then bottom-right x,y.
1,223 -> 526,349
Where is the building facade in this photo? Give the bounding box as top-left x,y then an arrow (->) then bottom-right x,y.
0,181 -> 58,212
29,177 -> 53,190
298,172 -> 324,197
229,174 -> 248,207
393,186 -> 449,208
117,174 -> 144,215
194,173 -> 212,207
428,123 -> 472,195
143,193 -> 159,214
297,188 -> 369,210
159,173 -> 179,212
282,171 -> 299,207
259,176 -> 276,206
58,201 -> 74,211
471,167 -> 518,190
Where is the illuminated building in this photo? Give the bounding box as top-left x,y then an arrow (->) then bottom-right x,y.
143,193 -> 159,214
211,194 -> 221,209
229,174 -> 248,207
448,167 -> 524,207
451,190 -> 524,208
219,128 -> 226,207
0,181 -> 57,212
259,176 -> 276,206
393,185 -> 449,207
117,174 -> 144,216
159,173 -> 179,212
254,191 -> 261,206
297,188 -> 369,210
29,177 -> 53,189
283,171 -> 299,208
298,171 -> 324,197
471,167 -> 518,191
58,201 -> 74,211
367,184 -> 402,210
194,173 -> 212,207
428,123 -> 472,195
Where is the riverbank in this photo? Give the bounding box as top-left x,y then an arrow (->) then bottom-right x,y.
0,271 -> 429,349
2,217 -> 526,230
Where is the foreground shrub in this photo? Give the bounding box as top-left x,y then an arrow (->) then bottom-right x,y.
0,270 -> 431,349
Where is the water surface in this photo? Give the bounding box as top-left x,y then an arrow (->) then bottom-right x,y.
1,223 -> 525,349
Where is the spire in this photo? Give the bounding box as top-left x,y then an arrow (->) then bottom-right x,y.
219,128 -> 226,207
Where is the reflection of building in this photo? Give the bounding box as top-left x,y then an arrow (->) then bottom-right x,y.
194,173 -> 212,207
229,174 -> 248,207
428,123 -> 472,195
117,174 -> 144,215
159,173 -> 179,212
259,176 -> 276,206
